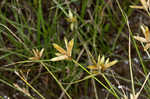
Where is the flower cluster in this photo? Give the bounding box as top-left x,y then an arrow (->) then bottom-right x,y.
66,10 -> 77,31
50,38 -> 74,61
29,48 -> 44,60
50,38 -> 117,72
29,37 -> 118,72
87,54 -> 118,72
133,24 -> 150,51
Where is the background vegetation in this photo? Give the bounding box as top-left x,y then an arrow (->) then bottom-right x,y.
0,0 -> 150,99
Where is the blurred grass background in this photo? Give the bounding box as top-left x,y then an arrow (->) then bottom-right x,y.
0,0 -> 150,99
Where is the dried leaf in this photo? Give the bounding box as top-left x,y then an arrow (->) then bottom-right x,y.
133,36 -> 147,42
53,43 -> 66,54
50,55 -> 68,61
67,38 -> 74,56
130,5 -> 144,9
87,65 -> 99,70
144,43 -> 150,51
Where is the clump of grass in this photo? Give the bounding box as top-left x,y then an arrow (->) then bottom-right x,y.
0,0 -> 150,99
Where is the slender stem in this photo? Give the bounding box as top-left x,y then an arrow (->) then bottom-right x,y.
138,72 -> 150,94
59,72 -> 81,99
52,0 -> 68,16
116,0 -> 147,74
102,74 -> 120,99
0,23 -> 30,53
72,59 -> 119,98
129,34 -> 135,95
141,42 -> 150,58
17,72 -> 45,99
0,78 -> 34,99
92,78 -> 99,99
146,9 -> 150,17
40,62 -> 72,99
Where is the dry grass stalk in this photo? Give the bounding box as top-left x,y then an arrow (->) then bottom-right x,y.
14,83 -> 31,97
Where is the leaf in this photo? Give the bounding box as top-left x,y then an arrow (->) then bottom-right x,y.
67,38 -> 74,56
87,65 -> 99,70
50,55 -> 68,61
144,43 -> 150,51
100,55 -> 105,64
64,37 -> 68,51
53,43 -> 66,54
133,36 -> 147,42
39,48 -> 44,57
104,60 -> 118,70
140,0 -> 148,11
130,5 -> 144,9
84,73 -> 100,79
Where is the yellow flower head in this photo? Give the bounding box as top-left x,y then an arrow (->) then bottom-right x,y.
66,10 -> 77,31
50,38 -> 74,61
133,24 -> 150,51
87,54 -> 118,71
66,10 -> 77,23
29,48 -> 44,60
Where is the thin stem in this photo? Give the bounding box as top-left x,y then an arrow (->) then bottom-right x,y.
52,0 -> 68,16
16,72 -> 45,99
141,42 -> 150,58
72,59 -> 119,98
129,34 -> 135,95
92,78 -> 99,99
40,62 -> 72,99
116,0 -> 147,74
59,72 -> 81,99
138,72 -> 150,94
101,74 -> 120,99
0,78 -> 34,99
146,9 -> 150,17
0,23 -> 30,53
